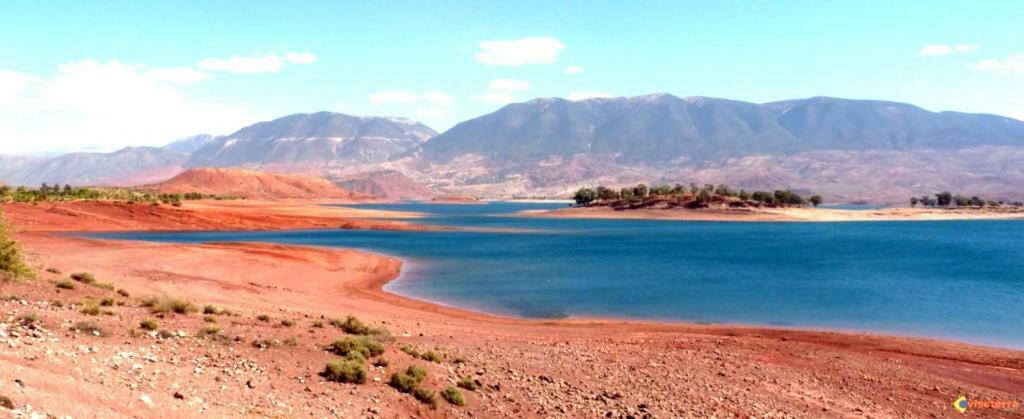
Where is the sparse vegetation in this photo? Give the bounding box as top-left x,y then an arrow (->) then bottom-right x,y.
441,386 -> 466,406
389,365 -> 428,393
56,280 -> 75,290
197,325 -> 221,337
80,303 -> 101,316
326,336 -> 385,358
70,321 -> 103,336
116,288 -> 130,297
322,359 -> 367,384
139,318 -> 159,331
70,272 -> 96,285
0,183 -> 237,205
256,314 -> 271,322
142,296 -> 196,315
0,210 -> 32,284
99,296 -> 115,306
0,395 -> 14,410
413,387 -> 438,408
311,320 -> 324,328
457,376 -> 481,391
203,315 -> 217,323
16,313 -> 39,327
280,319 -> 295,327
400,345 -> 443,363
202,304 -> 221,315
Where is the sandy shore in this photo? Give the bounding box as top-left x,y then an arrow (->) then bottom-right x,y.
529,205 -> 1024,222
2,200 -> 1023,417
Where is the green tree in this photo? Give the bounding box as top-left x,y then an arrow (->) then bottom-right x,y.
633,184 -> 648,199
909,197 -> 919,207
935,192 -> 953,207
573,187 -> 597,206
595,186 -> 618,201
809,195 -> 823,207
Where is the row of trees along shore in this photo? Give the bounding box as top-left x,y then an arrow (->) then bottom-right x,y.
0,183 -> 237,206
910,192 -> 1023,208
573,183 -> 822,208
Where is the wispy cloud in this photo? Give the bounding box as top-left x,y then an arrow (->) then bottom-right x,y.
369,90 -> 453,106
564,65 -> 585,75
919,44 -> 979,56
0,59 -> 252,153
479,91 -> 518,104
970,53 -> 1024,75
475,37 -> 566,66
488,78 -> 530,91
197,51 -> 317,74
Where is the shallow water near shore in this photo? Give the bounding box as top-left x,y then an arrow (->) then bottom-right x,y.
92,201 -> 1024,349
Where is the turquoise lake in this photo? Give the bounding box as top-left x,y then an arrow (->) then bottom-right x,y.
91,202 -> 1024,349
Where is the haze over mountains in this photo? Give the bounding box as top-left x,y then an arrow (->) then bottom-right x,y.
3,94 -> 1024,203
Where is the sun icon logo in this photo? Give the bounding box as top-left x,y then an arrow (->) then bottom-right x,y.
953,396 -> 968,414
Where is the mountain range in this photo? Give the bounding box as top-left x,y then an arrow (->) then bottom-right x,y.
3,94 -> 1023,203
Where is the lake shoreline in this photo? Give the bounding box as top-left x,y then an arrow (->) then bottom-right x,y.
527,205 -> 1024,222
5,199 -> 1024,416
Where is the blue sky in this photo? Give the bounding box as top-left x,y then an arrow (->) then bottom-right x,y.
1,0 -> 1022,153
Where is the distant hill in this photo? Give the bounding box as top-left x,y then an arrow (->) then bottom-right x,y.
150,168 -> 358,199
422,95 -> 1024,165
333,170 -> 434,200
163,134 -> 217,155
186,112 -> 437,167
0,146 -> 187,187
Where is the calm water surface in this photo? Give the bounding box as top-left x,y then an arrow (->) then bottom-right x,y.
91,202 -> 1024,349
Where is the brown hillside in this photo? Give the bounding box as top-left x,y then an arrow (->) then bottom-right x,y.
151,168 -> 358,199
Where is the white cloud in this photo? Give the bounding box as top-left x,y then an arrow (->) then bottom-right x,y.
197,51 -> 317,74
334,101 -> 348,110
564,65 -> 585,75
143,67 -> 210,85
567,91 -> 614,101
414,107 -> 446,118
488,78 -> 530,91
421,90 -> 453,106
285,52 -> 318,64
0,69 -> 39,106
369,90 -> 421,104
475,37 -> 566,66
0,59 -> 253,154
970,53 -> 1024,75
479,91 -> 518,104
369,90 -> 453,107
920,44 -> 979,56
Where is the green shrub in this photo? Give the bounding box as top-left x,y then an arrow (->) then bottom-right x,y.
256,314 -> 271,322
280,319 -> 295,327
142,296 -> 196,315
99,296 -> 115,306
311,320 -> 324,328
80,303 -> 101,316
116,288 -> 130,297
322,359 -> 367,384
0,212 -> 32,281
0,394 -> 13,410
46,267 -> 61,274
202,305 -> 221,315
55,280 -> 75,290
70,272 -> 95,284
197,326 -> 221,337
15,313 -> 38,327
332,315 -> 390,339
139,318 -> 159,331
421,350 -> 443,363
326,336 -> 385,358
203,315 -> 217,323
70,321 -> 103,336
413,387 -> 438,408
441,386 -> 466,406
389,365 -> 427,393
457,376 -> 480,391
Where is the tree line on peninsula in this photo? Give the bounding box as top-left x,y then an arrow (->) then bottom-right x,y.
0,183 -> 238,206
910,192 -> 1023,208
573,183 -> 822,209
